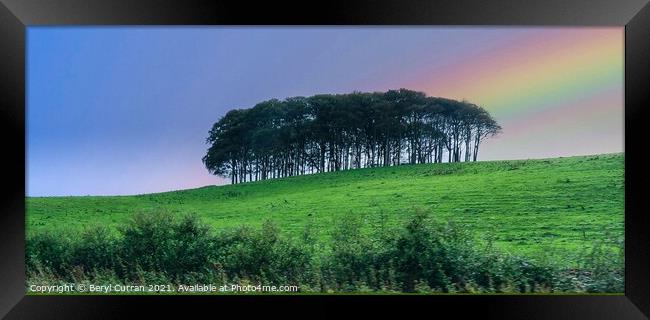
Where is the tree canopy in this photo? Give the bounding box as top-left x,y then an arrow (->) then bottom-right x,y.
203,89 -> 501,184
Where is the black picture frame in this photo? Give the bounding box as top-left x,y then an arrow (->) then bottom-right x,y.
1,0 -> 648,318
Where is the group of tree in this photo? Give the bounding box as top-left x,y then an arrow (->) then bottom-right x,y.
203,89 -> 501,184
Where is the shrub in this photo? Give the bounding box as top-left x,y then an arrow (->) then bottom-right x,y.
167,214 -> 215,279
25,209 -> 624,294
71,226 -> 119,273
390,211 -> 447,292
578,239 -> 624,293
120,210 -> 218,281
119,210 -> 178,277
26,232 -> 74,276
213,220 -> 316,288
323,215 -> 376,291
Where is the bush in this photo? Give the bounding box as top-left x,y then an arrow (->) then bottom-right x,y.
119,210 -> 219,281
71,226 -> 119,273
391,211 -> 450,292
577,238 -> 624,293
213,220 -> 316,287
26,209 -> 624,293
120,210 -> 178,277
166,214 -> 215,279
323,215 -> 376,291
26,232 -> 74,276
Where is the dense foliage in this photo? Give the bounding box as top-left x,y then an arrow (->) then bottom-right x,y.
203,89 -> 501,183
27,210 -> 623,294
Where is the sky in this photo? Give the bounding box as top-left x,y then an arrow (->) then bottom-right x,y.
27,27 -> 624,196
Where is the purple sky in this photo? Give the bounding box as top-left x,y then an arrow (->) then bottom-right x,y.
27,27 -> 623,196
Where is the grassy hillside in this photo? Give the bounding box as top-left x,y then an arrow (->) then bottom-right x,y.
27,153 -> 624,264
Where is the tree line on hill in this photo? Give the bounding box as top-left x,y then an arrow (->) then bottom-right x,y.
203,89 -> 501,184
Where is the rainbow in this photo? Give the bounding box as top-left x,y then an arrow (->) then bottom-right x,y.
406,28 -> 623,134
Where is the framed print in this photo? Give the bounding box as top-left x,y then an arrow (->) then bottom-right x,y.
1,0 -> 649,318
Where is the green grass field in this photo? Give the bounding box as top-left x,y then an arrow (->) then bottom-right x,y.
27,153 -> 624,265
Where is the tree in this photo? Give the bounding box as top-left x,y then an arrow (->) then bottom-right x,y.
203,89 -> 501,184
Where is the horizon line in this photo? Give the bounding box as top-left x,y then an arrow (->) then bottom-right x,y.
26,151 -> 624,198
